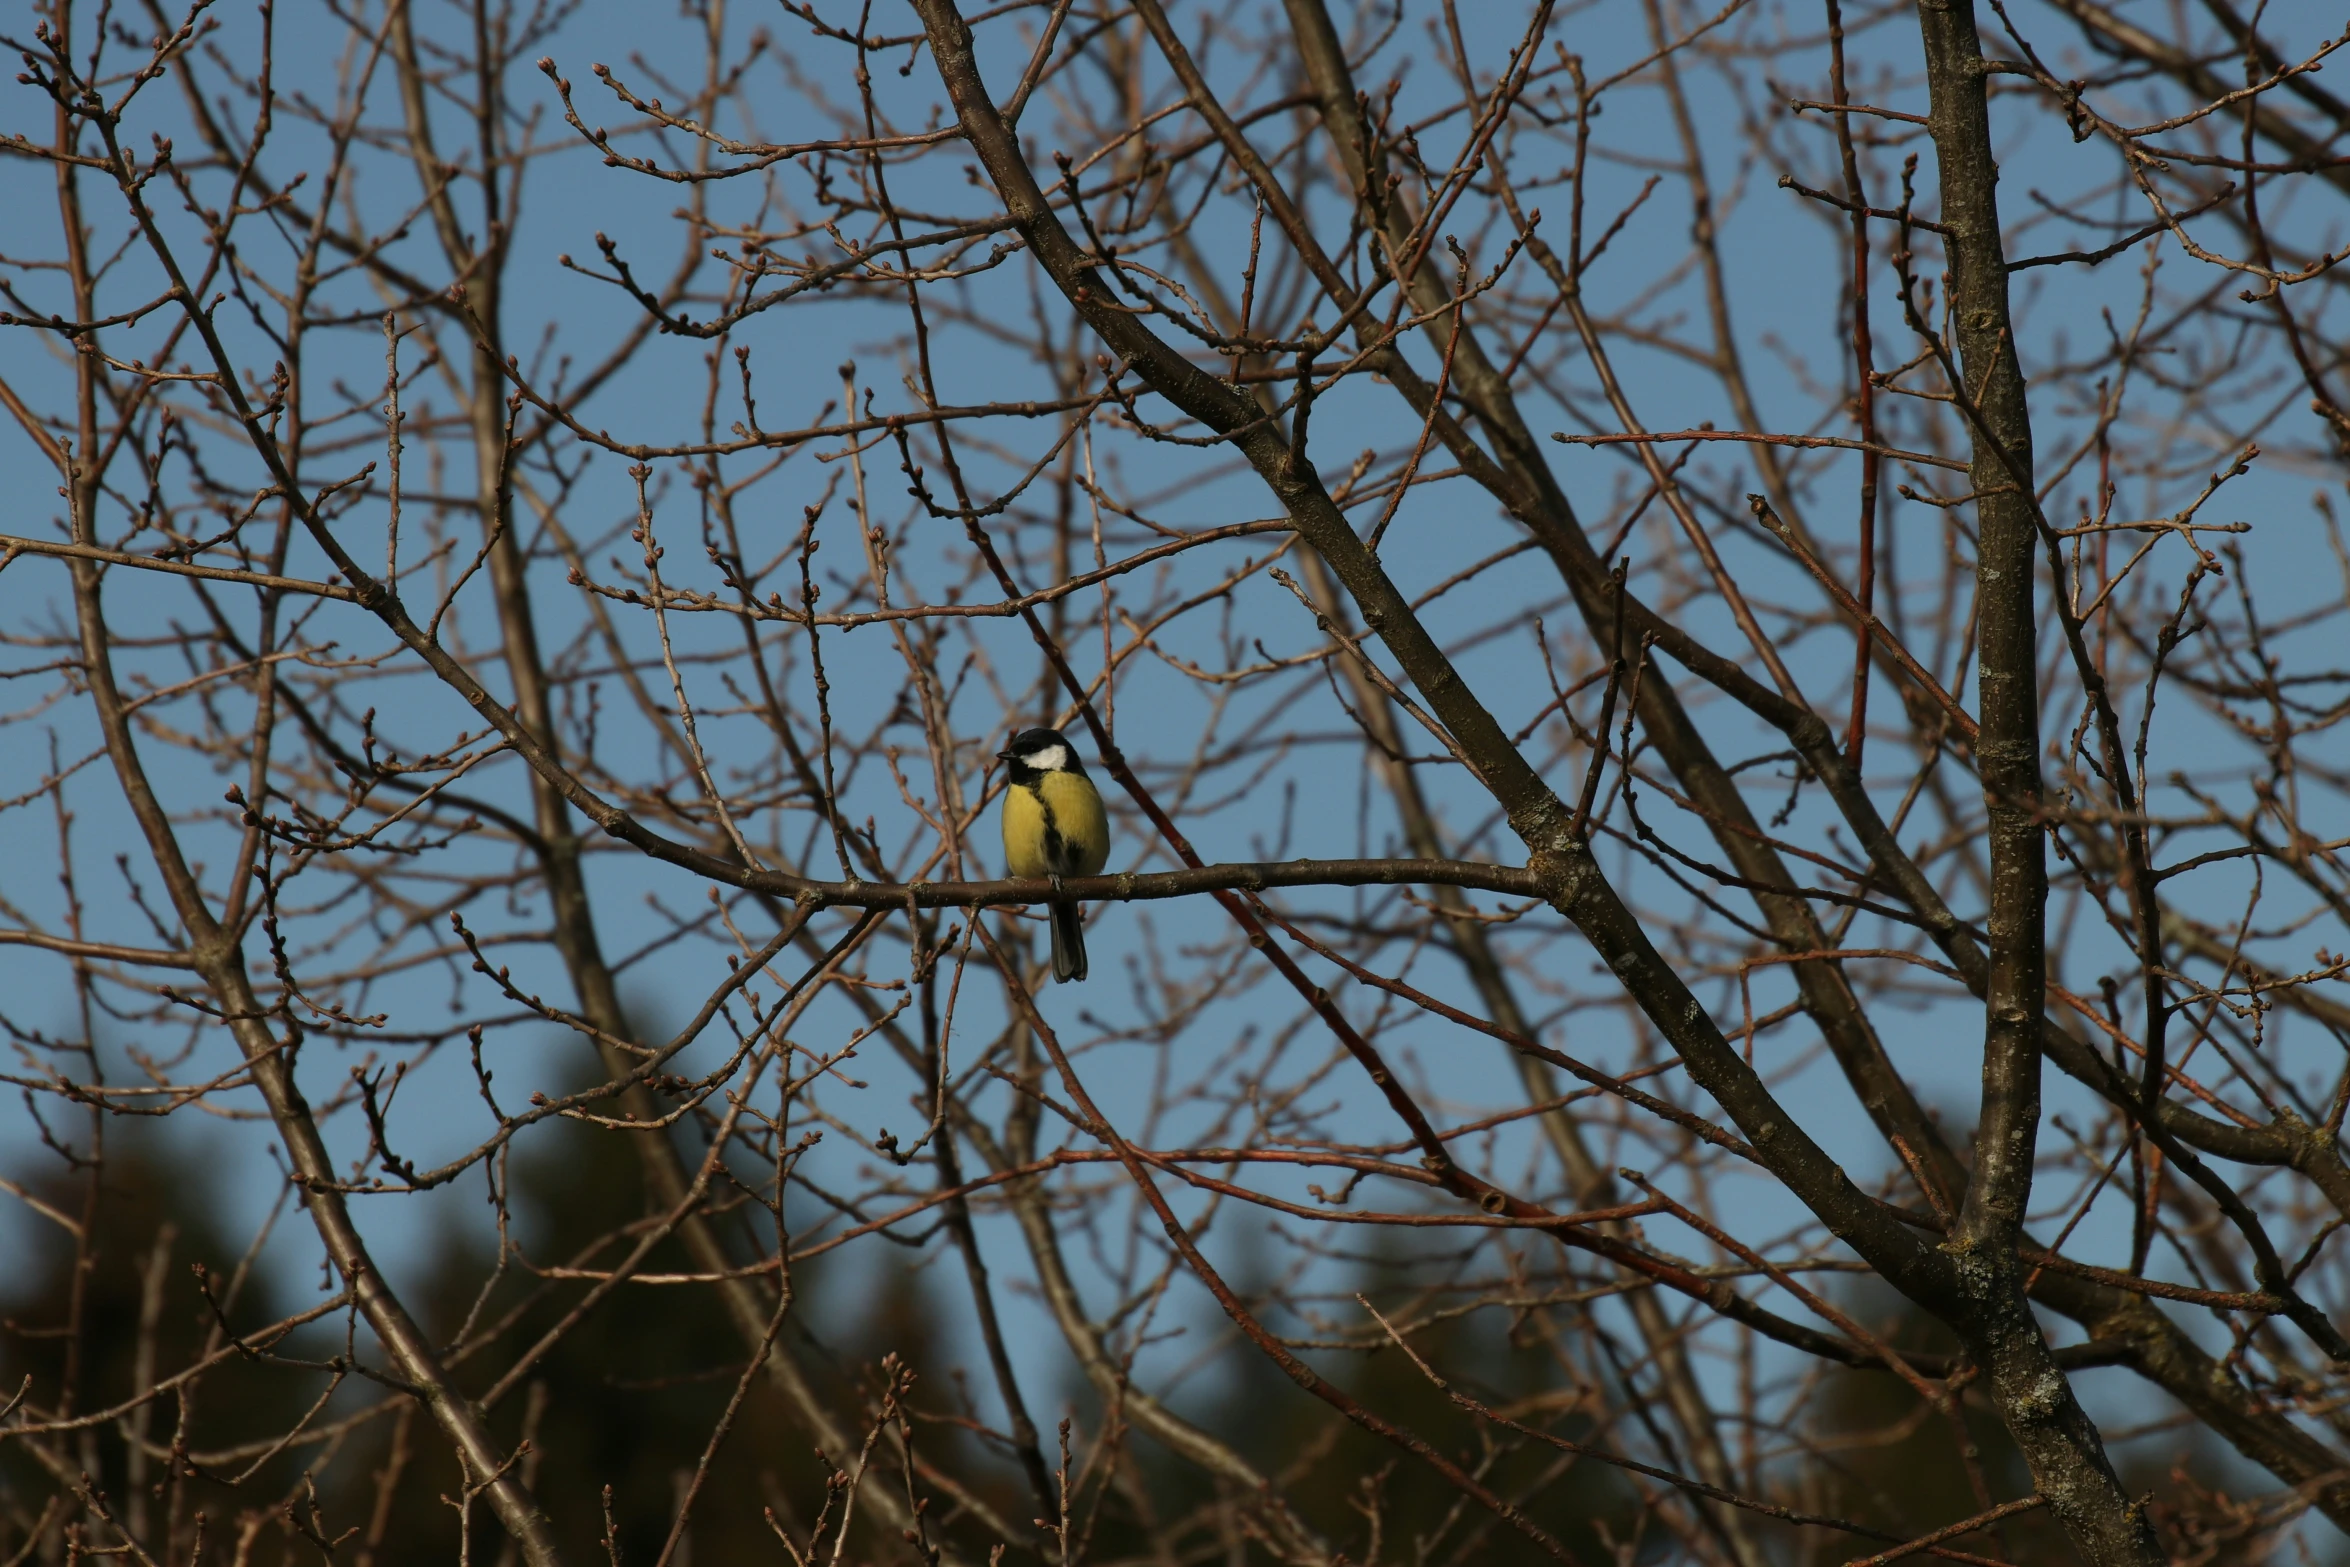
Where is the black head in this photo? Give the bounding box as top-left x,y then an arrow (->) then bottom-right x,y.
998,726 -> 1086,785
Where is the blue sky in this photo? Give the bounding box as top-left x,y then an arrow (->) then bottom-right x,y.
3,0 -> 2345,1513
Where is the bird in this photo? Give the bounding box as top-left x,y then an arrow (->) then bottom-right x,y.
997,725 -> 1110,983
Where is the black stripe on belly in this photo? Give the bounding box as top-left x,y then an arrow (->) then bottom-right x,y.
1037,795 -> 1068,871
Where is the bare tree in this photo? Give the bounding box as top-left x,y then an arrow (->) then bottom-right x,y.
5,0 -> 2350,1562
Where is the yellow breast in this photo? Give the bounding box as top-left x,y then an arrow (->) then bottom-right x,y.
1002,771 -> 1109,878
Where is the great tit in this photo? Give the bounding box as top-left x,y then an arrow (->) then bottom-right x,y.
998,726 -> 1111,983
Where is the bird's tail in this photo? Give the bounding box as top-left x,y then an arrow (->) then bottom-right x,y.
1049,900 -> 1089,984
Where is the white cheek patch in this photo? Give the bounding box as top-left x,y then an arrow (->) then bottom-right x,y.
1026,743 -> 1069,771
